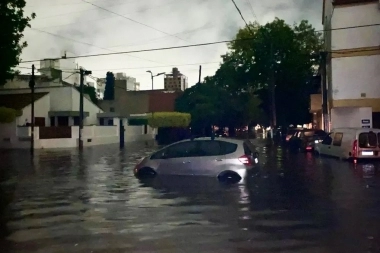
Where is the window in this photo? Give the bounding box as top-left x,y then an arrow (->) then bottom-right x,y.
165,141 -> 198,158
219,141 -> 238,155
198,141 -> 221,156
73,116 -> 80,126
359,132 -> 377,148
333,132 -> 343,146
304,131 -> 314,137
107,119 -> 113,126
144,124 -> 148,134
322,133 -> 333,145
99,118 -> 104,125
50,117 -> 55,126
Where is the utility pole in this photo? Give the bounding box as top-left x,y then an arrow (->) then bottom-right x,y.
79,68 -> 92,150
269,42 -> 276,139
151,75 -> 154,90
198,65 -> 202,84
29,65 -> 35,155
320,51 -> 329,132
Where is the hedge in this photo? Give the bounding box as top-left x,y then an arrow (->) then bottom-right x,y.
128,118 -> 148,126
147,112 -> 191,128
0,107 -> 22,123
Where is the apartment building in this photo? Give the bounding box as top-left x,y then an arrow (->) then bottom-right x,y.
322,0 -> 380,129
164,68 -> 188,91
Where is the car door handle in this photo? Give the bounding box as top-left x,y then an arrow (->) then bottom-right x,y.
328,146 -> 331,149
182,161 -> 191,164
215,159 -> 223,161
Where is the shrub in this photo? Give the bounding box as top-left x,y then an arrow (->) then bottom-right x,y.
0,107 -> 22,123
147,112 -> 191,128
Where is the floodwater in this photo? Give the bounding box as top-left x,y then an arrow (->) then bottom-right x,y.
1,141 -> 380,253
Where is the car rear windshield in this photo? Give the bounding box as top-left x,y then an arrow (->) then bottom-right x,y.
304,131 -> 314,137
358,132 -> 378,148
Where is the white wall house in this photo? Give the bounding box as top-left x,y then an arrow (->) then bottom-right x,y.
0,80 -> 155,149
323,0 -> 380,129
0,86 -> 103,126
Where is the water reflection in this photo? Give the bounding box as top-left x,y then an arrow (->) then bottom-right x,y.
1,142 -> 380,252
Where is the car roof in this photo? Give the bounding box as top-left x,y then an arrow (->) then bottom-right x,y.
170,137 -> 245,145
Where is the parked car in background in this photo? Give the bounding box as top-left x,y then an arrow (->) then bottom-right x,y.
315,128 -> 380,160
134,137 -> 260,184
285,128 -> 299,143
288,129 -> 327,152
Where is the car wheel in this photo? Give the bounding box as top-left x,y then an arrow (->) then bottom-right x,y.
218,171 -> 242,184
136,167 -> 157,179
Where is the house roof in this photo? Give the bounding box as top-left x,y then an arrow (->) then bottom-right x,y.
0,92 -> 49,110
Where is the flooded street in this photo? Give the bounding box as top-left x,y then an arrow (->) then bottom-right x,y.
1,141 -> 380,253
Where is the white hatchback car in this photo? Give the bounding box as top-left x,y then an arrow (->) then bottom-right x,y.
134,137 -> 259,183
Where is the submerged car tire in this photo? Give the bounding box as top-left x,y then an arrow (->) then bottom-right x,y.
218,171 -> 242,184
136,167 -> 157,179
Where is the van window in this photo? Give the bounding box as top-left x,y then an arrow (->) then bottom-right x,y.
358,132 -> 377,148
333,132 -> 343,146
322,133 -> 333,145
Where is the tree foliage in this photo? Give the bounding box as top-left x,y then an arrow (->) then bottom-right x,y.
0,0 -> 36,85
0,107 -> 22,123
76,85 -> 98,104
175,18 -> 321,129
147,112 -> 191,128
227,19 -> 322,126
175,80 -> 264,131
103,72 -> 115,100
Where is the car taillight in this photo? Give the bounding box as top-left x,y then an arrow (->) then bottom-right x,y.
239,155 -> 252,166
352,139 -> 358,158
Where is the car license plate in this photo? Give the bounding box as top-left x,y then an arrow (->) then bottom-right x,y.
362,151 -> 374,156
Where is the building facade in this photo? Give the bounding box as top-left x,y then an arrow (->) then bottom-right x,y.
115,72 -> 140,91
164,68 -> 188,91
322,0 -> 380,129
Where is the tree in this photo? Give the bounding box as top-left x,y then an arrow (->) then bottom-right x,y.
225,19 -> 322,126
0,1 -> 36,85
0,107 -> 22,123
75,85 -> 98,104
103,72 -> 115,100
175,80 -> 265,135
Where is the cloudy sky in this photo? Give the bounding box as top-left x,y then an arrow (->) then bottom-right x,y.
19,0 -> 323,90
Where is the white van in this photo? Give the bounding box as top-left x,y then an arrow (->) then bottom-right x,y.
314,128 -> 380,160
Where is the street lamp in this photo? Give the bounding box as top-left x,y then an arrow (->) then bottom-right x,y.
146,70 -> 165,90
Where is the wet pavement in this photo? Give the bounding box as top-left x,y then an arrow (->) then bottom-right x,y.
1,141 -> 380,252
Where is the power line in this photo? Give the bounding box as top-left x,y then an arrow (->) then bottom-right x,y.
34,0 -> 185,28
230,0 -> 254,34
81,0 -> 189,43
28,27 -> 163,64
246,0 -> 258,22
80,0 -> 219,55
20,39 -> 234,63
20,23 -> 380,64
70,62 -> 220,72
